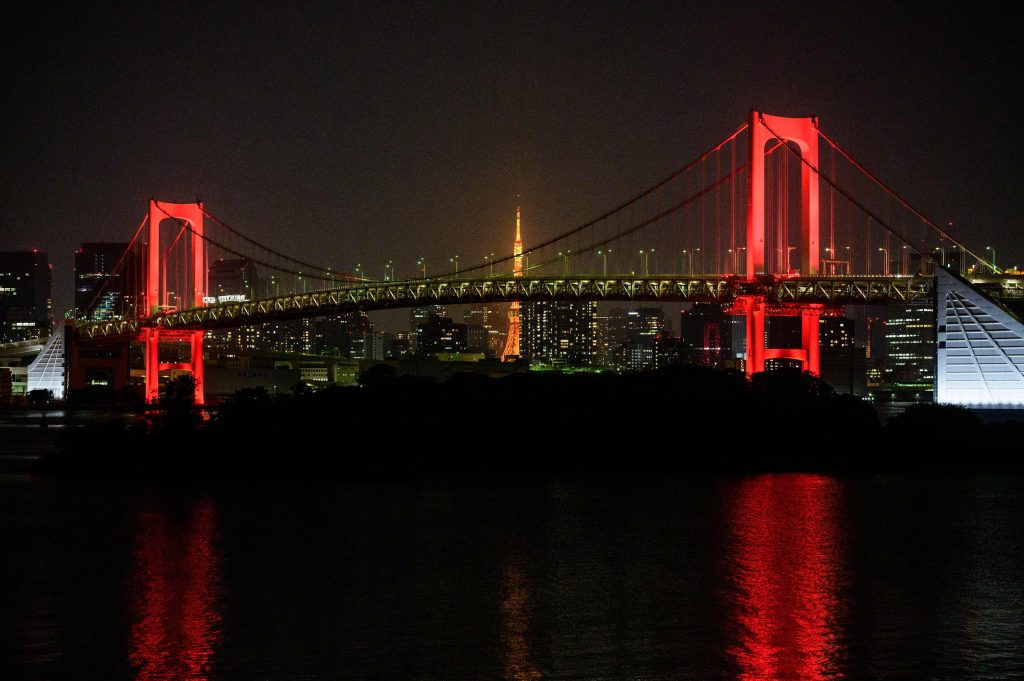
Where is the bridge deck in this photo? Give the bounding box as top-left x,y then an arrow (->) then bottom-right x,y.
74,273 -> 1021,339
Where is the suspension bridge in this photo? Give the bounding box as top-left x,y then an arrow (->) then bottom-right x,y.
67,111 -> 1024,406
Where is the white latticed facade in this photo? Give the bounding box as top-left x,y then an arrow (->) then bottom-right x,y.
27,332 -> 65,400
936,269 -> 1024,407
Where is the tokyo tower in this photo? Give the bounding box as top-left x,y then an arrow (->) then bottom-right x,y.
501,204 -> 523,361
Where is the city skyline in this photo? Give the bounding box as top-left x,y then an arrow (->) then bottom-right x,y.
3,7 -> 1023,680
2,5 -> 1022,320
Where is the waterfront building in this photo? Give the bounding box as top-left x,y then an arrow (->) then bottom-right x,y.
877,304 -> 935,398
819,315 -> 867,395
0,250 -> 52,341
418,314 -> 468,354
464,304 -> 506,356
521,301 -> 597,367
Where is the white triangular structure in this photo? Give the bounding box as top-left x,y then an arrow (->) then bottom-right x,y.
27,332 -> 65,400
935,268 -> 1024,407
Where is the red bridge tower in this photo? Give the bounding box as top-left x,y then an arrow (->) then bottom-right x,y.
736,111 -> 823,376
144,200 -> 207,404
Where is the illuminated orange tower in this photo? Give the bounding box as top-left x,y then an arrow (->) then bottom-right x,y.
501,204 -> 523,361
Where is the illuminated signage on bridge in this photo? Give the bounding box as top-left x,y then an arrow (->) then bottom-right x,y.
202,294 -> 247,304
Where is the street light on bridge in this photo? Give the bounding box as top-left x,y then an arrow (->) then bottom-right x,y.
877,248 -> 889,276
417,258 -> 426,278
952,245 -> 965,276
597,249 -> 610,276
986,246 -> 998,273
557,250 -> 571,276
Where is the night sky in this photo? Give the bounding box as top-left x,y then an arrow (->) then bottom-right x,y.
3,3 -> 1021,324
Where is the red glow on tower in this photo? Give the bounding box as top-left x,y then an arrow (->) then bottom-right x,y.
143,199 -> 207,404
737,111 -> 824,376
725,474 -> 845,681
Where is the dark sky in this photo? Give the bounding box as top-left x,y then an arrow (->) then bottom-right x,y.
3,3 -> 1021,324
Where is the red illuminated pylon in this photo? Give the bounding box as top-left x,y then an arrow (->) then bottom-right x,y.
738,111 -> 822,376
143,200 -> 206,404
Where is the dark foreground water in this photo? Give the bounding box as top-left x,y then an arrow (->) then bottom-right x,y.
1,471 -> 1022,680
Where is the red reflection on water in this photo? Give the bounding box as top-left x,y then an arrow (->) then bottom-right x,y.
129,498 -> 221,681
501,561 -> 541,681
726,474 -> 845,681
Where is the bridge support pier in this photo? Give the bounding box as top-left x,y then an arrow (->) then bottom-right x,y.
144,328 -> 158,403
740,296 -> 766,374
65,321 -> 132,399
801,306 -> 821,376
734,297 -> 822,377
144,329 -> 205,404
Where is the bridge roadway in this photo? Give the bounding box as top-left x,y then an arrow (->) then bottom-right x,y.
75,273 -> 1022,340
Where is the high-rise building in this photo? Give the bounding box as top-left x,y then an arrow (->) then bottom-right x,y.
611,307 -> 664,371
521,301 -> 597,367
320,311 -> 374,358
878,304 -> 935,394
208,258 -> 257,302
418,314 -> 468,354
463,304 -> 507,357
75,243 -> 134,320
382,332 -> 411,360
410,305 -> 448,332
599,307 -> 674,370
409,304 -> 447,353
206,258 -> 260,352
603,307 -> 633,368
465,324 -> 490,354
819,315 -> 867,395
653,333 -> 683,368
0,250 -> 52,341
866,314 -> 885,387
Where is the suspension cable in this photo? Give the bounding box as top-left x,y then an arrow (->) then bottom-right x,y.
451,123 -> 750,278
759,115 -> 969,266
816,127 -> 987,266
83,213 -> 148,317
508,161 -> 750,276
199,206 -> 360,280
153,202 -> 364,283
